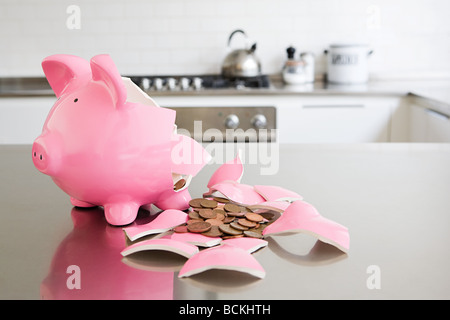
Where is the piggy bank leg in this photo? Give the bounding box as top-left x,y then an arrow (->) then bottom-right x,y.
70,197 -> 96,208
104,202 -> 139,226
155,189 -> 191,211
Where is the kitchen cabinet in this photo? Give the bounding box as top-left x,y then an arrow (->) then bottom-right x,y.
3,91 -> 450,144
155,95 -> 400,144
275,96 -> 396,143
409,102 -> 450,142
0,97 -> 54,144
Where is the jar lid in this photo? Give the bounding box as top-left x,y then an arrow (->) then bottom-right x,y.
330,43 -> 369,48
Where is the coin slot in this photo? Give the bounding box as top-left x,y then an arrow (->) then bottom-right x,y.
172,173 -> 192,192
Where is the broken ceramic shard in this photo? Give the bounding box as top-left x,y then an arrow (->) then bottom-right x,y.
178,244 -> 266,279
222,237 -> 268,253
170,232 -> 222,248
120,238 -> 199,259
246,200 -> 291,213
253,185 -> 303,202
123,209 -> 188,241
207,152 -> 244,188
209,181 -> 265,205
171,134 -> 212,177
262,200 -> 350,253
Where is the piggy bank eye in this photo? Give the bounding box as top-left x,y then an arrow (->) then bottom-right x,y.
74,98 -> 78,103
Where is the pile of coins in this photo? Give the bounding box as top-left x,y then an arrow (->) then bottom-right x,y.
173,197 -> 275,239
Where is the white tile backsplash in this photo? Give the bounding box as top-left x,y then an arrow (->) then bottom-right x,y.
0,0 -> 449,79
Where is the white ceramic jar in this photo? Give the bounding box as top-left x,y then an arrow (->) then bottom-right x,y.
325,44 -> 373,84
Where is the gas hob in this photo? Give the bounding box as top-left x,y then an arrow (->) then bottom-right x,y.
129,74 -> 271,92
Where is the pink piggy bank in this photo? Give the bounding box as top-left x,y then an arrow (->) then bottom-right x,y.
32,54 -> 210,226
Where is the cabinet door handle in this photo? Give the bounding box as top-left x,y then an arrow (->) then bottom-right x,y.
303,104 -> 365,109
425,109 -> 449,120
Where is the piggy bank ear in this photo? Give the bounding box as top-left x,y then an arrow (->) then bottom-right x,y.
42,54 -> 91,98
90,54 -> 127,108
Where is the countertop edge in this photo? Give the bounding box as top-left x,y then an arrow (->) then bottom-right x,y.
1,77 -> 449,110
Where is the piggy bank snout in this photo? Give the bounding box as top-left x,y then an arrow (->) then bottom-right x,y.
32,137 -> 60,175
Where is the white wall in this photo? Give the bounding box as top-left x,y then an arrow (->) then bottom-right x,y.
1,0 -> 449,79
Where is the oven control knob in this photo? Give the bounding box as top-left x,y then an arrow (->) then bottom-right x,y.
166,78 -> 177,91
251,114 -> 267,129
140,77 -> 151,91
193,77 -> 203,90
224,114 -> 240,129
180,77 -> 190,91
153,78 -> 163,91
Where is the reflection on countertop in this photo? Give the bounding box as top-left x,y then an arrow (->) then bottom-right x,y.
40,205 -> 347,300
40,207 -> 174,300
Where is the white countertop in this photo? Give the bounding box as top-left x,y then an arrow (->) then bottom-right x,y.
1,144 -> 450,299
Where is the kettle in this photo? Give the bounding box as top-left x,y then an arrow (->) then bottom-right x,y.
221,29 -> 262,78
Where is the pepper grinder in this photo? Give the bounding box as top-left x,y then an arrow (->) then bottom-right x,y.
282,46 -> 306,84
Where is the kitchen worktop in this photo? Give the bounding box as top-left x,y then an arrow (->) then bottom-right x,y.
1,143 -> 449,300
1,76 -> 450,106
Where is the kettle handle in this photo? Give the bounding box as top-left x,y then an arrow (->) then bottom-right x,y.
227,29 -> 247,47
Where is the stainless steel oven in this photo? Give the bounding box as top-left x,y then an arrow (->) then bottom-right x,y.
129,75 -> 276,143
166,106 -> 276,143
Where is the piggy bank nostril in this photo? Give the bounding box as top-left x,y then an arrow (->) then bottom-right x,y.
40,154 -> 43,160
33,151 -> 36,157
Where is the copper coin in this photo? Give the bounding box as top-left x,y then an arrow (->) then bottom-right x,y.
205,218 -> 223,226
187,221 -> 212,233
244,230 -> 263,238
186,219 -> 203,225
212,208 -> 226,216
173,179 -> 186,190
219,223 -> 242,235
189,198 -> 204,208
230,221 -> 248,231
198,208 -> 217,219
223,216 -> 235,224
202,225 -> 223,238
223,234 -> 244,239
212,209 -> 226,220
200,199 -> 218,209
213,197 -> 230,203
225,210 -> 245,217
223,203 -> 242,213
245,213 -> 264,223
238,218 -> 257,228
188,210 -> 201,220
252,224 -> 267,233
257,210 -> 279,221
216,213 -> 225,221
173,225 -> 188,233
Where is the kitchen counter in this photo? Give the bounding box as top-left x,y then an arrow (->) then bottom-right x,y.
1,143 -> 450,300
1,76 -> 450,105
2,76 -> 450,123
